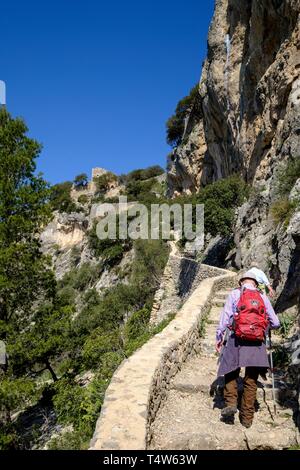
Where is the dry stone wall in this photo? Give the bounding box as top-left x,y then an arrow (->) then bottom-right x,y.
150,257 -> 225,326
89,268 -> 236,450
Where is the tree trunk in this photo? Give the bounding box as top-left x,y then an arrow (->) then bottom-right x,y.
45,359 -> 58,382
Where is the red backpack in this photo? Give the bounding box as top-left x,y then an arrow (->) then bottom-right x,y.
233,287 -> 269,341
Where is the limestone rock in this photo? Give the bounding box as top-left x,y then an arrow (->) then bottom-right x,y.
167,0 -> 300,196
287,210 -> 300,238
289,179 -> 300,204
244,427 -> 299,450
41,212 -> 88,251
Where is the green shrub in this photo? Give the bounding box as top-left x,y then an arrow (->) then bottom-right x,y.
166,85 -> 199,148
270,198 -> 297,226
276,158 -> 300,197
50,181 -> 77,213
131,240 -> 169,295
48,430 -> 89,450
123,307 -> 151,342
48,237 -> 169,449
52,375 -> 106,439
279,312 -> 295,337
121,166 -> 164,185
56,357 -> 74,376
56,285 -> 77,307
273,345 -> 290,368
0,428 -> 17,450
152,313 -> 176,333
91,194 -> 105,204
75,239 -> 168,338
98,351 -> 123,379
199,311 -> 209,337
0,377 -> 37,447
53,379 -> 89,429
72,263 -> 99,291
58,269 -> 77,289
175,175 -> 250,237
125,179 -> 156,202
101,244 -> 125,268
123,331 -> 152,356
123,312 -> 175,357
94,172 -> 117,194
50,368 -> 120,450
82,289 -> 101,307
74,173 -> 88,189
151,180 -> 166,196
82,329 -> 121,369
104,196 -> 121,203
51,238 -> 169,447
75,283 -> 135,335
58,263 -> 99,295
143,165 -> 164,180
88,222 -> 132,266
77,194 -> 89,204
70,246 -> 81,266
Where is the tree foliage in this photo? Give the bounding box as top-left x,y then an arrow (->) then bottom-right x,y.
50,181 -> 77,213
94,172 -> 117,194
276,157 -> 300,197
74,173 -> 88,189
166,84 -> 199,148
120,165 -> 164,184
175,175 -> 250,237
0,109 -> 68,448
0,108 -> 55,326
0,110 -> 171,450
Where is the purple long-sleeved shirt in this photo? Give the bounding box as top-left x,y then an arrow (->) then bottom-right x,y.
216,283 -> 280,342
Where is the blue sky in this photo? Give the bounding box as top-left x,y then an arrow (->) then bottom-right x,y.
1,0 -> 214,185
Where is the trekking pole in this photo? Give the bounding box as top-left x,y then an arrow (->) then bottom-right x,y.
268,330 -> 277,416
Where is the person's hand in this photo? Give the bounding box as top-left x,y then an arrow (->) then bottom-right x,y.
216,340 -> 223,354
268,286 -> 275,298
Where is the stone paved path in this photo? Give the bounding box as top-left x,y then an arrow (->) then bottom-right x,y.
149,287 -> 300,450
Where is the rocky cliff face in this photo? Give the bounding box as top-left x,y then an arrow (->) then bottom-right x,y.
167,0 -> 300,387
167,0 -> 300,195
167,0 -> 300,301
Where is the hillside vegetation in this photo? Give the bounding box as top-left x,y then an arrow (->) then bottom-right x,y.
0,109 -> 171,449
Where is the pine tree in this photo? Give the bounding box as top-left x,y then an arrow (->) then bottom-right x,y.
0,108 -> 55,328
0,109 -> 58,448
74,173 -> 88,188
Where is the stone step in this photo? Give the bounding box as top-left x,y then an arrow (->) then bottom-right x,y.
205,322 -> 218,332
244,426 -> 299,450
207,319 -> 219,327
202,340 -> 217,352
215,289 -> 232,296
202,328 -> 217,339
211,299 -> 226,307
149,274 -> 299,451
152,424 -> 298,451
200,346 -> 218,358
170,370 -> 289,411
207,320 -> 220,329
171,377 -> 213,394
208,306 -> 222,321
213,295 -> 228,301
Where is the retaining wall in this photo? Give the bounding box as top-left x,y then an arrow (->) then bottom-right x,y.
89,267 -> 237,450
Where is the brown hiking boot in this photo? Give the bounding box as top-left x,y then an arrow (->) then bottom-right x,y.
240,418 -> 252,428
221,405 -> 237,417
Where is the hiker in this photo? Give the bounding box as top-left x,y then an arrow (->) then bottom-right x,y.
215,271 -> 280,428
248,262 -> 275,297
